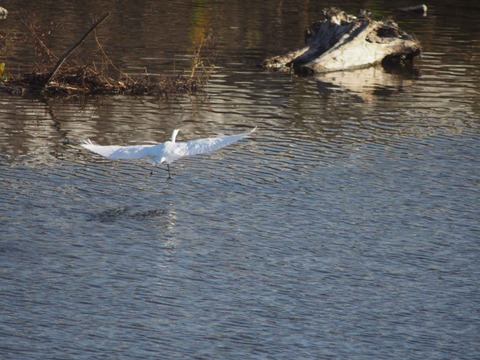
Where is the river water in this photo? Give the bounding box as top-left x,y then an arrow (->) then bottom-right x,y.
1,1 -> 479,359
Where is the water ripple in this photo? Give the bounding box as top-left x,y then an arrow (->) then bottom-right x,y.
1,1 -> 480,359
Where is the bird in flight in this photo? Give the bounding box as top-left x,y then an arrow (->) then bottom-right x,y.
82,127 -> 257,180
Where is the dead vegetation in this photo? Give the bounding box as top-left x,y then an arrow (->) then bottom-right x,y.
0,10 -> 216,97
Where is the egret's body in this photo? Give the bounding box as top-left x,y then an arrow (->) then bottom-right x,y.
82,128 -> 256,179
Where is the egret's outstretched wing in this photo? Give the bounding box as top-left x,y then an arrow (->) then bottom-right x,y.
82,140 -> 161,163
81,128 -> 256,167
178,128 -> 257,157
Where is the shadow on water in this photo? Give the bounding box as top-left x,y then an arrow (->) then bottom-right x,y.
90,205 -> 170,224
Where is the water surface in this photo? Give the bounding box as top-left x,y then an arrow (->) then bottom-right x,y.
1,1 -> 479,359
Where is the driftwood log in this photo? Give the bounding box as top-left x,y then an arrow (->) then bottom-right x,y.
262,8 -> 421,74
0,7 -> 7,20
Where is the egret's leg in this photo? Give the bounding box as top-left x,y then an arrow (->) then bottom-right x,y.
150,164 -> 159,177
166,164 -> 172,182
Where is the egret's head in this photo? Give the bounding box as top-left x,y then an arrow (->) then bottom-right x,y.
171,129 -> 180,143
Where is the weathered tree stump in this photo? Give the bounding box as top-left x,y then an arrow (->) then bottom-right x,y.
262,7 -> 421,74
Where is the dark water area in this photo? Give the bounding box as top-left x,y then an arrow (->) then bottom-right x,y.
1,1 -> 479,359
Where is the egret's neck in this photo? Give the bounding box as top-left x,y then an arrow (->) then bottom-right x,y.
171,129 -> 180,143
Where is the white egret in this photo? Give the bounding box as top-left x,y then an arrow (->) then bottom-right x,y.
82,127 -> 257,180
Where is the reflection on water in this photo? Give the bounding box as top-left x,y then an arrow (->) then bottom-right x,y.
1,1 -> 479,359
312,65 -> 420,101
